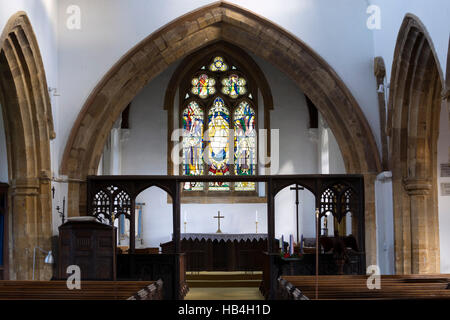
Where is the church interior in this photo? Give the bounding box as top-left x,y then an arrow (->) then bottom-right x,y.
0,0 -> 449,303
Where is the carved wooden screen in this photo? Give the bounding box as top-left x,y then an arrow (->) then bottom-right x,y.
320,183 -> 359,238
91,185 -> 133,240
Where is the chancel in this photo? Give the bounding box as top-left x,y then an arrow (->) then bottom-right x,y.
0,0 -> 449,303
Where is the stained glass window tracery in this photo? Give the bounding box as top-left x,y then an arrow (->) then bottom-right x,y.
180,55 -> 257,193
234,101 -> 256,191
182,101 -> 204,191
207,97 -> 230,191
191,74 -> 216,98
209,56 -> 228,72
221,74 -> 247,98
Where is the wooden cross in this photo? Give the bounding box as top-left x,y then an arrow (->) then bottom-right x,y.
214,211 -> 224,234
290,184 -> 304,244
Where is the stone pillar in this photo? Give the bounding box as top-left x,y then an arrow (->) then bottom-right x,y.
67,180 -> 85,218
375,171 -> 395,274
110,128 -> 121,175
403,178 -> 437,273
9,177 -> 53,280
364,173 -> 378,269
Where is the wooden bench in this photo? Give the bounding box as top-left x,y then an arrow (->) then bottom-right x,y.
0,279 -> 164,300
277,275 -> 450,300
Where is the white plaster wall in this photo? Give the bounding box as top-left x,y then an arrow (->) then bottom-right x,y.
370,0 -> 449,86
328,128 -> 346,174
56,0 -> 381,174
375,172 -> 395,274
438,101 -> 450,273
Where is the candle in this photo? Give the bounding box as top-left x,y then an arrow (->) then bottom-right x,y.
184,210 -> 187,223
255,210 -> 258,222
289,234 -> 294,256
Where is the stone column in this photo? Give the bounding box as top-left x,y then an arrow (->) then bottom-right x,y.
364,173 -> 378,269
9,177 -> 53,280
403,178 -> 436,273
110,128 -> 121,175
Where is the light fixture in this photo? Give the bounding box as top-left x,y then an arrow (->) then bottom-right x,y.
32,247 -> 54,280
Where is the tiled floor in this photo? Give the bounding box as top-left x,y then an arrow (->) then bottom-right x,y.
184,287 -> 265,300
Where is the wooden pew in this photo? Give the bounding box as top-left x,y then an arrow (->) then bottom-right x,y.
277,275 -> 450,300
0,280 -> 164,300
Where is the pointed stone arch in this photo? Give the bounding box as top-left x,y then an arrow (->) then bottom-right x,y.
389,14 -> 444,274
0,12 -> 55,279
60,2 -> 381,265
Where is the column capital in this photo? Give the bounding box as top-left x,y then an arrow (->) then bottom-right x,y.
376,171 -> 392,182
403,178 -> 432,195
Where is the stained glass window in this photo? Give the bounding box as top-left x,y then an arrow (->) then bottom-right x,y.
182,101 -> 204,191
222,75 -> 247,98
234,101 -> 256,191
209,56 -> 228,72
181,55 -> 258,194
191,74 -> 216,99
207,97 -> 230,191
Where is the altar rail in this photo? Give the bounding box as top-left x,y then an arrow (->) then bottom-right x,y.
86,174 -> 365,299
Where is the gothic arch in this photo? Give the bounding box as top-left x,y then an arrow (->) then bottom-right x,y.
60,2 -> 381,264
0,12 -> 55,279
388,14 -> 444,274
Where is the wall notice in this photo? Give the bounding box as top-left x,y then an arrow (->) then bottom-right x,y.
440,163 -> 450,177
441,183 -> 450,196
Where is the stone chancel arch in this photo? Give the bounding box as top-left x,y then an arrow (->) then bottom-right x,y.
0,12 -> 55,279
61,2 -> 381,265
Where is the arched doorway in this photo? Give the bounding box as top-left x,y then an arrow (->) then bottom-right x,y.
389,14 -> 445,274
60,2 -> 380,265
0,12 -> 55,279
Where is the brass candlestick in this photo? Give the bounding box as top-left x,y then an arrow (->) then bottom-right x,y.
315,208 -> 319,300
111,212 -> 116,281
255,221 -> 258,234
184,221 -> 187,233
214,211 -> 224,234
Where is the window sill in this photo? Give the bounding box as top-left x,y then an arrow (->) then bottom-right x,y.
167,194 -> 267,204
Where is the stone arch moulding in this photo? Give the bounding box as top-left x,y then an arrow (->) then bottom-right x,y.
60,1 -> 381,265
388,14 -> 444,274
0,11 -> 55,279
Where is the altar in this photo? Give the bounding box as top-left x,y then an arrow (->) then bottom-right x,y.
161,233 -> 276,272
